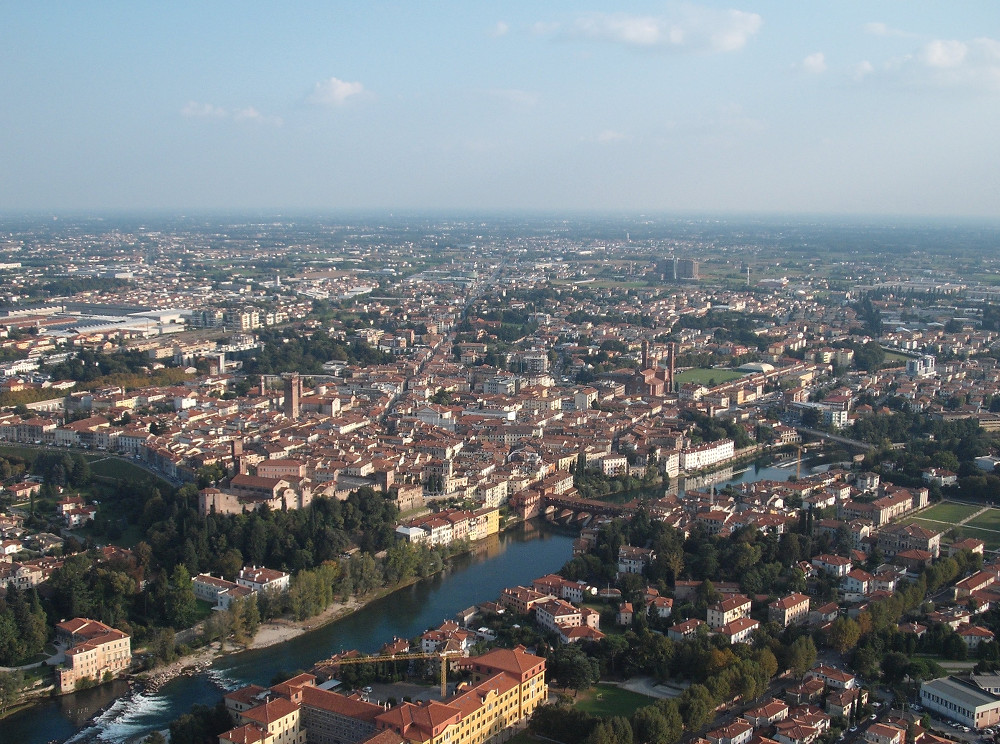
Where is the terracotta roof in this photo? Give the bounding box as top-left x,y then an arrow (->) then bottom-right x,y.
219,724 -> 269,744
225,685 -> 269,708
242,697 -> 299,726
471,645 -> 543,677
300,687 -> 384,722
358,731 -> 406,744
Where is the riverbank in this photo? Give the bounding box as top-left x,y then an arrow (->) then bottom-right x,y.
247,596 -> 363,650
5,520 -> 575,744
135,540 -> 502,692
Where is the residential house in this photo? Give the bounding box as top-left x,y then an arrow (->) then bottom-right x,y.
708,595 -> 752,630
769,594 -> 810,628
618,545 -> 655,576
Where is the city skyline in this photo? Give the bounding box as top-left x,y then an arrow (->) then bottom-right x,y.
2,2 -> 999,217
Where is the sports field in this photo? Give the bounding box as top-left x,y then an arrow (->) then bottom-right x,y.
909,502 -> 981,525
903,501 -> 1000,551
966,510 -> 1000,532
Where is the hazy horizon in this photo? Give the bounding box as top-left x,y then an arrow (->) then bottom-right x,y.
3,2 -> 999,217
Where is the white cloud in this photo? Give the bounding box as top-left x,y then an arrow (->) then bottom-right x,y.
309,76 -> 366,106
234,107 -> 283,126
707,10 -> 763,53
490,21 -> 510,38
181,101 -> 227,119
552,6 -> 762,53
863,21 -> 912,38
596,129 -> 626,142
922,39 -> 968,69
234,106 -> 262,121
853,60 -> 875,81
487,88 -> 539,107
181,101 -> 280,125
579,129 -> 628,144
799,52 -> 827,74
881,37 -> 1000,92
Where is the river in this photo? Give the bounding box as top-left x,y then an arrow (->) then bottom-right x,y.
7,457 -> 815,744
6,522 -> 572,744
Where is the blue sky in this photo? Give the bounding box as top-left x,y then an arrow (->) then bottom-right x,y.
2,2 -> 999,216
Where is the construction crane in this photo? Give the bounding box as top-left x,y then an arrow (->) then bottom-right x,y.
313,651 -> 460,698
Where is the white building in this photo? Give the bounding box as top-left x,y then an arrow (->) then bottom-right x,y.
921,676 -> 1000,729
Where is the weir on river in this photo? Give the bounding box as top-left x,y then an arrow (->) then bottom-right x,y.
6,522 -> 574,744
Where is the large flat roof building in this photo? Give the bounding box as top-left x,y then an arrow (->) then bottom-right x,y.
920,676 -> 1000,729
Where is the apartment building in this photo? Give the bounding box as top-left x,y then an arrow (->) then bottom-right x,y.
768,593 -> 810,628
679,439 -> 734,471
877,523 -> 942,559
375,646 -> 547,744
707,594 -> 751,630
618,545 -> 655,576
55,617 -> 132,693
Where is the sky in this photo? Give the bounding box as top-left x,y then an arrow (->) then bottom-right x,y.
2,2 -> 999,217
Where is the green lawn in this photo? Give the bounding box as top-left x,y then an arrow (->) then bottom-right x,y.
883,350 -> 913,362
673,368 -> 746,386
575,684 -> 656,718
903,518 -> 959,534
90,457 -> 171,487
914,502 -> 981,524
0,444 -> 173,490
948,526 -> 1000,551
966,510 -> 1000,532
193,599 -> 217,623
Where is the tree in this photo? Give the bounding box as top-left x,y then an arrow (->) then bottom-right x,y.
586,717 -> 634,744
0,669 -> 24,714
552,645 -> 601,690
787,636 -> 817,677
653,700 -> 684,744
231,595 -> 261,645
633,706 -> 675,744
150,627 -> 178,666
165,565 -> 198,628
679,684 -> 716,731
881,652 -> 911,685
827,616 -> 861,654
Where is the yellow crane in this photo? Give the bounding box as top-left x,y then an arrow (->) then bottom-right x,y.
314,651 -> 460,698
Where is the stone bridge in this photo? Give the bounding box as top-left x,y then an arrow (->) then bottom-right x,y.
541,493 -> 637,526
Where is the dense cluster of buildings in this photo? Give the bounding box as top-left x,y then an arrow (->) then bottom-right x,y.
4,219 -> 1000,737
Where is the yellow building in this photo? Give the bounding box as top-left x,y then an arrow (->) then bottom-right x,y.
219,646 -> 546,744
221,696 -> 305,744
55,617 -> 131,693
375,646 -> 547,744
